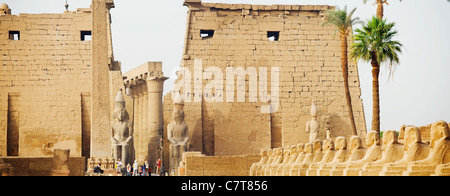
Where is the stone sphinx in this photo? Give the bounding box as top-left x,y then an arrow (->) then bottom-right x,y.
368,130 -> 404,165
250,149 -> 268,176
405,120 -> 450,175
317,136 -> 348,176
360,130 -> 404,176
263,148 -> 283,176
270,146 -> 292,176
111,90 -> 133,165
307,138 -> 336,176
255,149 -> 273,176
289,143 -> 313,176
283,143 -> 304,176
350,131 -> 382,165
276,145 -> 299,176
167,95 -> 189,173
380,126 -> 430,176
330,135 -> 367,176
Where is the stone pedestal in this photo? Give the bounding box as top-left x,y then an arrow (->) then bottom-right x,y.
432,164 -> 450,176
359,165 -> 383,176
403,165 -> 436,176
343,164 -> 364,176
50,149 -> 71,176
379,165 -> 407,176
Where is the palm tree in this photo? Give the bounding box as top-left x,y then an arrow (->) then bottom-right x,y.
323,6 -> 361,136
363,0 -> 402,19
350,16 -> 403,133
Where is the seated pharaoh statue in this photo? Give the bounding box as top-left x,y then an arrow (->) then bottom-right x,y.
167,95 -> 189,172
111,90 -> 133,165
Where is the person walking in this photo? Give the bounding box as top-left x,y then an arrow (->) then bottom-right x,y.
144,161 -> 150,176
126,163 -> 132,176
132,160 -> 139,176
155,157 -> 161,176
116,158 -> 123,176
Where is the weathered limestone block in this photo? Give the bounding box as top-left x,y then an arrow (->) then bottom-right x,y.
0,158 -> 15,176
50,149 -> 70,176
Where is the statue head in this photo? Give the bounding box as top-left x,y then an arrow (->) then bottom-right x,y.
382,130 -> 398,150
260,149 -> 267,157
323,139 -> 334,151
172,109 -> 185,123
290,145 -> 297,154
267,149 -> 273,157
113,107 -> 129,122
113,90 -> 129,122
297,143 -> 305,153
366,131 -> 380,147
430,120 -> 450,148
335,136 -> 347,151
304,143 -> 313,154
349,135 -> 363,151
313,140 -> 322,153
404,126 -> 421,151
0,3 -> 11,15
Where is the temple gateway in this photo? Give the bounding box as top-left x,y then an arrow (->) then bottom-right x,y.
0,0 -> 448,176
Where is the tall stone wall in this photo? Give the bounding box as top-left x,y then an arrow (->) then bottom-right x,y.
0,11 -> 93,157
0,5 -> 126,158
164,2 -> 366,157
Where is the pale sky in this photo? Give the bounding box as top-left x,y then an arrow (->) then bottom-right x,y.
3,0 -> 450,132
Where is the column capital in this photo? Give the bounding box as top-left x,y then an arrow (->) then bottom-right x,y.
146,76 -> 169,94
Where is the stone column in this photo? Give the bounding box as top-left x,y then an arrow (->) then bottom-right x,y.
90,0 -> 111,158
136,85 -> 143,162
147,76 -> 168,169
142,83 -> 149,163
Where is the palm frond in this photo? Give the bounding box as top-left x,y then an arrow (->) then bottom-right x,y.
351,16 -> 403,78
